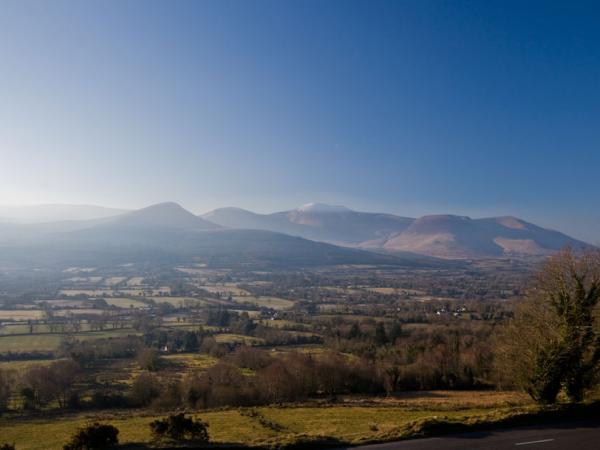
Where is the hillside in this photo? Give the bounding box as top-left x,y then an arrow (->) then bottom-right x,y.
202,203 -> 414,245
382,215 -> 592,259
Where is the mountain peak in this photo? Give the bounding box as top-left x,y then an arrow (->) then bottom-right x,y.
296,202 -> 351,213
141,201 -> 185,211
203,206 -> 253,215
110,202 -> 219,230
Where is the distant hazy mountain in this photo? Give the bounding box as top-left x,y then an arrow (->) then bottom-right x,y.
202,203 -> 414,245
0,204 -> 127,223
98,202 -> 220,230
0,202 -> 440,269
0,203 -> 217,243
1,202 -> 591,264
382,215 -> 592,259
204,204 -> 592,259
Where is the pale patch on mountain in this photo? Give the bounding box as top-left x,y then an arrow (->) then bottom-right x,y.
295,202 -> 352,213
493,237 -> 550,255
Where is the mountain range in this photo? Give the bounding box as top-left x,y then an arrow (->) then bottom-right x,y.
0,203 -> 432,269
202,203 -> 592,259
0,202 -> 593,269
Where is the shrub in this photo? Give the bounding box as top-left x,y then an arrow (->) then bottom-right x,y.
1,444 -> 16,450
149,413 -> 209,443
136,347 -> 162,371
89,391 -> 130,409
63,422 -> 119,450
129,372 -> 161,406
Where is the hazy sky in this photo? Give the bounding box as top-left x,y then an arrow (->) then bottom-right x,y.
1,0 -> 599,242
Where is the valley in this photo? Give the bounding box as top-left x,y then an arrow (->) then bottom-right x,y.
0,203 -> 596,449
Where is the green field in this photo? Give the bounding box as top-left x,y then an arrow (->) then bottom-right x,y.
0,358 -> 59,371
149,296 -> 208,307
232,296 -> 295,310
103,297 -> 149,308
162,353 -> 218,369
0,310 -> 45,320
0,398 -> 533,450
215,333 -> 265,345
126,277 -> 144,286
0,329 -> 141,353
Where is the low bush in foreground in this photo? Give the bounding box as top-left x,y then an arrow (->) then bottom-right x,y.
63,422 -> 119,450
150,413 -> 209,444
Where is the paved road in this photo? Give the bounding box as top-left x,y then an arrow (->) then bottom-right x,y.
336,421 -> 600,450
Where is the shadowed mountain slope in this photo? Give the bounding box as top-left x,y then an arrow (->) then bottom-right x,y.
0,203 -> 445,269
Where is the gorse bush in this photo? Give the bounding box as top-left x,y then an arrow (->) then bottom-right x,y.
63,422 -> 119,450
150,413 -> 209,443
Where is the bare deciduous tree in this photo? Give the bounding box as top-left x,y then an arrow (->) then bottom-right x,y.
497,248 -> 600,403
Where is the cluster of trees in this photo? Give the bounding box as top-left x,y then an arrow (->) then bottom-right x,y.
0,326 -> 494,414
124,340 -> 489,411
59,336 -> 142,367
37,309 -> 127,334
315,319 -> 493,390
129,349 -> 381,409
141,316 -> 321,352
20,360 -> 82,409
143,328 -> 208,353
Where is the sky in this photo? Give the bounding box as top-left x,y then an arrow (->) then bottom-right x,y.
1,0 -> 599,243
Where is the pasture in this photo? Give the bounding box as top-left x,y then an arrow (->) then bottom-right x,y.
103,297 -> 149,308
0,392 -> 532,450
0,310 -> 45,320
232,296 -> 295,310
0,329 -> 141,353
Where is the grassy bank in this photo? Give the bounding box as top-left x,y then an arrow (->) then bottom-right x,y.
3,391 -> 599,450
0,390 -> 532,449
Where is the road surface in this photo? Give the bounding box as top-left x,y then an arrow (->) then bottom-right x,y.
337,421 -> 600,449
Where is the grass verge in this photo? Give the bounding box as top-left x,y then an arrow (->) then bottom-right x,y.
1,400 -> 599,449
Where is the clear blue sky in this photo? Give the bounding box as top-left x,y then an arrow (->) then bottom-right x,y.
1,0 -> 599,242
